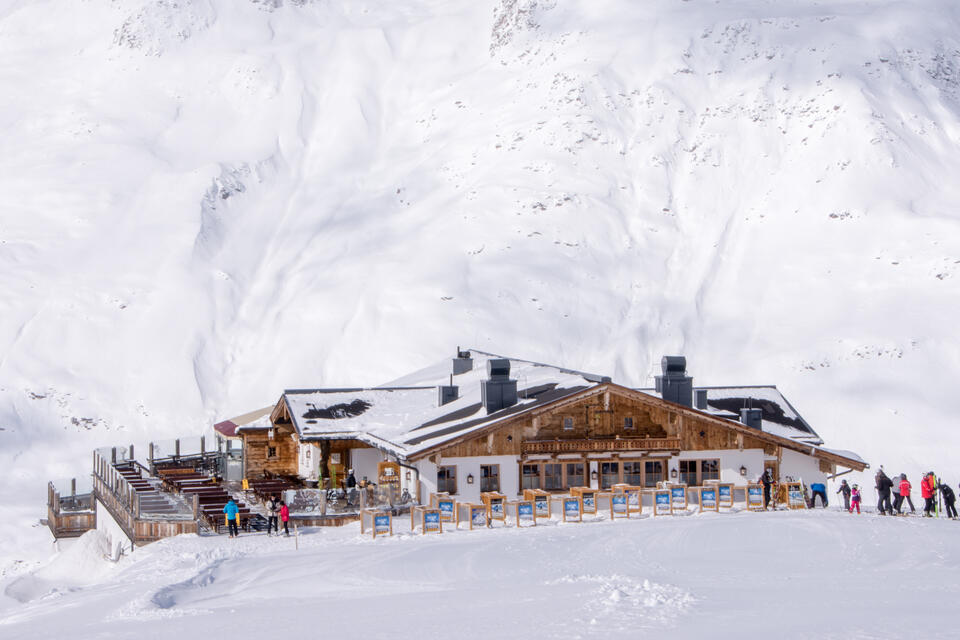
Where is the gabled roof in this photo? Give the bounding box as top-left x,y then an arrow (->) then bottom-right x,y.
633,385 -> 823,446
214,406 -> 272,438
255,350 -> 605,458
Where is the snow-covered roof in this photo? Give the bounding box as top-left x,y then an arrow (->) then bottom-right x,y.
634,385 -> 823,445
272,350 -> 605,458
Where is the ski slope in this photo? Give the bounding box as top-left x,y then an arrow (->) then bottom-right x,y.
1,0 -> 959,592
2,509 -> 958,639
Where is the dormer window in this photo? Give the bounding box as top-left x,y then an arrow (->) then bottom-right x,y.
624,417 -> 634,430
563,417 -> 574,430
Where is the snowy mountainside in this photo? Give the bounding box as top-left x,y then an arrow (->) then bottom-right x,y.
1,0 -> 959,561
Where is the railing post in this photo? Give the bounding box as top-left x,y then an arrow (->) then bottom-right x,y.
71,478 -> 76,497
130,444 -> 135,460
175,439 -> 180,458
149,442 -> 154,463
200,436 -> 205,455
134,492 -> 140,518
192,493 -> 199,519
111,447 -> 117,464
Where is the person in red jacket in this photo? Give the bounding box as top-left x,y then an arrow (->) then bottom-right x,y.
280,500 -> 291,537
898,474 -> 915,514
921,473 -> 937,517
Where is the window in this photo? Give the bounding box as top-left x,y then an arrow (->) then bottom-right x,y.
267,446 -> 277,459
544,463 -> 563,490
623,417 -> 633,430
600,461 -> 619,490
437,466 -> 457,494
679,460 -> 698,486
480,465 -> 500,492
644,460 -> 664,488
701,459 -> 720,482
563,417 -> 574,431
623,461 -> 643,486
521,464 -> 541,490
565,462 -> 585,488
679,459 -> 720,485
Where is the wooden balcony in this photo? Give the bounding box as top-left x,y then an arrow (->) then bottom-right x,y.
521,437 -> 682,455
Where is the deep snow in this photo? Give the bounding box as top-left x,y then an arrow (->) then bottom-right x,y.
1,0 -> 960,609
2,509 -> 958,639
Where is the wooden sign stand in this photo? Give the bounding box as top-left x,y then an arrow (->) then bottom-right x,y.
698,486 -> 719,513
746,483 -> 765,511
785,482 -> 807,509
513,500 -> 536,527
653,489 -> 672,516
523,489 -> 551,519
421,508 -> 443,534
609,492 -> 629,519
669,484 -> 688,513
561,496 -> 582,522
614,485 -> 643,516
481,491 -> 507,525
716,483 -> 734,508
436,497 -> 458,524
570,487 -> 597,515
360,509 -> 393,539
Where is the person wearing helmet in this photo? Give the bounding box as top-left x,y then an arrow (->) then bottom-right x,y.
850,484 -> 862,514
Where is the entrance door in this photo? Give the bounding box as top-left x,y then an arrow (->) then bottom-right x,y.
600,461 -> 620,490
764,460 -> 780,482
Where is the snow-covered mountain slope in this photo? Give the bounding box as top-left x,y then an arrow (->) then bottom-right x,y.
1,0 -> 959,562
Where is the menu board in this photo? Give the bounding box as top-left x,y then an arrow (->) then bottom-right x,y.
654,490 -> 671,516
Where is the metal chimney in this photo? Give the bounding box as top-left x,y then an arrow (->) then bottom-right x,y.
481,359 -> 518,413
694,389 -> 708,410
740,408 -> 762,430
656,356 -> 693,408
452,347 -> 473,375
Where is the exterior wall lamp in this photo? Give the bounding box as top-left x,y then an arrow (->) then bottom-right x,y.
467,474 -> 474,484
740,465 -> 747,476
670,468 -> 678,479
591,469 -> 598,480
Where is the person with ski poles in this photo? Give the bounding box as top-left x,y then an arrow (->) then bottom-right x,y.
837,479 -> 851,512
898,474 -> 915,514
921,472 -> 937,517
850,484 -> 862,514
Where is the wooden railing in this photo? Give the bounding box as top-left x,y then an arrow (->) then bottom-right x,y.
521,437 -> 682,455
47,480 -> 95,539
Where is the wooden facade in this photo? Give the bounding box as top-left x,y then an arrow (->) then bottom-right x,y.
243,426 -> 298,478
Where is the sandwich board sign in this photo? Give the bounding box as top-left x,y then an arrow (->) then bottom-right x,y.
516,501 -> 536,527
699,487 -> 718,512
470,505 -> 488,529
611,493 -> 629,519
533,494 -> 550,518
670,486 -> 687,511
786,482 -> 807,509
654,490 -> 671,516
488,497 -> 505,521
580,490 -> 597,514
422,509 -> 442,534
747,484 -> 764,511
563,497 -> 582,522
373,513 -> 392,538
717,484 -> 733,508
625,488 -> 642,514
437,498 -> 456,523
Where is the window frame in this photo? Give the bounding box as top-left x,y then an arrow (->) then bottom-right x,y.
267,446 -> 277,459
521,463 -> 542,490
437,465 -> 458,494
480,464 -> 500,492
678,458 -> 721,486
562,416 -> 574,431
563,461 -> 586,489
623,416 -> 634,430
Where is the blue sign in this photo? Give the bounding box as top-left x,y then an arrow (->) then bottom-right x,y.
612,494 -> 628,514
748,486 -> 763,508
671,487 -> 686,506
534,495 -> 549,515
438,500 -> 454,521
374,514 -> 390,534
582,493 -> 596,512
471,506 -> 487,527
719,485 -> 732,501
701,489 -> 717,508
564,498 -> 581,519
424,510 -> 441,532
518,502 -> 534,521
489,499 -> 505,518
655,491 -> 671,515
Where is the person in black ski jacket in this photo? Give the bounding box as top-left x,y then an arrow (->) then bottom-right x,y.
940,483 -> 957,520
266,494 -> 280,535
875,470 -> 894,515
760,470 -> 774,510
837,479 -> 851,512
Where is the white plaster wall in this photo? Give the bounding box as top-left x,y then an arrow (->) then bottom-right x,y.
95,498 -> 133,556
416,459 -> 438,504
350,447 -> 384,485
297,442 -> 320,480
673,449 -> 766,484
781,448 -> 827,485
430,455 -> 521,503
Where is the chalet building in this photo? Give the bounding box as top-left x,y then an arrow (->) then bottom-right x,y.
230,349 -> 867,504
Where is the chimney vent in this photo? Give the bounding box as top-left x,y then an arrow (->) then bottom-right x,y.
452,347 -> 473,375
694,389 -> 708,410
740,408 -> 762,430
658,355 -> 693,407
438,385 -> 459,406
481,359 -> 517,413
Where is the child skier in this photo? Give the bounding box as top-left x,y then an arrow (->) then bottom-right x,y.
940,483 -> 957,520
850,485 -> 862,514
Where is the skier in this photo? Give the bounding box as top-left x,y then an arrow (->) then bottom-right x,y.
266,494 -> 280,535
810,482 -> 828,508
940,483 -> 957,520
921,472 -> 937,517
898,474 -> 915,514
223,498 -> 240,538
850,484 -> 862,514
760,470 -> 774,510
875,469 -> 894,515
280,500 -> 291,536
891,476 -> 901,513
837,479 -> 851,512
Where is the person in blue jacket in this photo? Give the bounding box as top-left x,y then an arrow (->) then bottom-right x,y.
224,499 -> 240,538
810,482 -> 828,508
